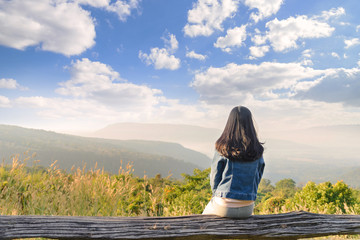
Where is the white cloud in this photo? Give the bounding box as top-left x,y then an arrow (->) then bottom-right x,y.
163,33 -> 179,53
339,22 -> 350,26
16,96 -> 50,108
319,7 -> 345,21
0,96 -> 11,108
11,58 -> 199,130
265,15 -> 334,52
300,49 -> 314,66
300,59 -> 313,66
139,34 -> 180,70
246,97 -> 360,132
56,58 -> 162,110
139,49 -> 181,70
0,0 -> 96,56
331,52 -> 340,59
344,38 -> 360,49
76,0 -> 110,7
295,68 -> 360,106
0,0 -> 141,56
15,96 -> 125,121
74,0 -> 141,21
214,25 -> 247,52
250,9 -> 338,56
249,45 -> 269,59
183,0 -> 239,37
0,78 -> 19,89
251,29 -> 267,45
301,49 -> 313,59
10,59 -> 218,131
105,0 -> 141,21
244,0 -> 284,23
191,62 -> 326,104
357,25 -> 360,32
186,50 -> 207,61
56,58 -> 120,97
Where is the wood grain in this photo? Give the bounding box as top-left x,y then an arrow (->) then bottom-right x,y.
1,211 -> 360,240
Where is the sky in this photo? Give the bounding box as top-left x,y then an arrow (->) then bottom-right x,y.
1,0 -> 360,133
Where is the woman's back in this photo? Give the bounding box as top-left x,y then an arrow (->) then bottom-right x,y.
210,151 -> 265,201
203,106 -> 265,218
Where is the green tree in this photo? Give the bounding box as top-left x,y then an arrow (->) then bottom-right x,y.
261,196 -> 286,214
255,179 -> 275,212
274,178 -> 297,198
258,179 -> 275,194
291,181 -> 356,214
164,168 -> 211,215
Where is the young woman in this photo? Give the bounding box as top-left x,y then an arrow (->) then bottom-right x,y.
202,106 -> 265,218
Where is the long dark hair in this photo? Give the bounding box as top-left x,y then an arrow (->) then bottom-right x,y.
215,106 -> 264,161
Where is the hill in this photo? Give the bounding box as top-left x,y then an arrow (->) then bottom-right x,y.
90,122 -> 222,157
0,125 -> 209,178
90,123 -> 360,188
2,123 -> 359,188
263,138 -> 360,188
264,125 -> 360,160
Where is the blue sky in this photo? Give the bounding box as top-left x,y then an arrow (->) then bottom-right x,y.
0,0 -> 360,133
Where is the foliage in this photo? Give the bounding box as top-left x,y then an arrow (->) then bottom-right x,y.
257,178 -> 359,215
274,178 -> 297,198
1,154 -> 359,217
164,168 -> 211,215
0,155 -> 211,217
0,124 -> 206,179
290,181 -> 357,214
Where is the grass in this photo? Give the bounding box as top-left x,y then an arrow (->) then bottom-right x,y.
0,154 -> 211,217
1,154 -> 359,240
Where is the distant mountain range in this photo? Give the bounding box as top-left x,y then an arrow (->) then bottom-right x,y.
88,123 -> 360,188
0,124 -> 210,178
89,122 -> 222,158
1,123 -> 359,188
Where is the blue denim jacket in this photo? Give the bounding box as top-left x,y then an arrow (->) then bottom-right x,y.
210,151 -> 265,201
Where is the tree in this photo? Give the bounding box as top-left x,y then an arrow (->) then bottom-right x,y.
258,179 -> 274,194
274,178 -> 297,198
261,196 -> 286,214
291,181 -> 357,214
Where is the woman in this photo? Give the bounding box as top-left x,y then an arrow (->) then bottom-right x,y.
203,106 -> 265,218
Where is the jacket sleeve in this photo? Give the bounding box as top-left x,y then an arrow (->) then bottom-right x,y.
258,156 -> 265,180
210,152 -> 225,194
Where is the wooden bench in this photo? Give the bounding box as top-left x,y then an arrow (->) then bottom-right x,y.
1,211 -> 360,240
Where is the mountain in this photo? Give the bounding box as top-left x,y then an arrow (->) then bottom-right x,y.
2,123 -> 359,188
262,138 -> 360,188
0,124 -> 209,178
263,125 -> 360,163
111,140 -> 211,168
90,123 -> 222,158
90,123 -> 360,188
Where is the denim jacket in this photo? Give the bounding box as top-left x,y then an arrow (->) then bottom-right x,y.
210,151 -> 265,201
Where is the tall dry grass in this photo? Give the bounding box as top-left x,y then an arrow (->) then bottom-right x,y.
1,153 -> 359,218
0,154 -> 211,217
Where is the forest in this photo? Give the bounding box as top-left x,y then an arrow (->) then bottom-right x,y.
1,154 -> 359,217
0,124 -> 208,178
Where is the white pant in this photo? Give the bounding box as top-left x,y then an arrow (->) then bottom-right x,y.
202,198 -> 254,218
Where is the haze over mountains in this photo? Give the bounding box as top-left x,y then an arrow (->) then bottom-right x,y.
0,124 -> 210,178
89,123 -> 222,158
1,123 -> 359,188
89,123 -> 360,187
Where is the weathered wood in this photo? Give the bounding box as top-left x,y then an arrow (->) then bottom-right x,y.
0,211 -> 359,240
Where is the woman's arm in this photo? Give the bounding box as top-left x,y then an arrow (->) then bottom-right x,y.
210,152 -> 225,194
258,156 -> 265,180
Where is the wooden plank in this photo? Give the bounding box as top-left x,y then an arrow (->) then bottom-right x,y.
0,211 -> 360,240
